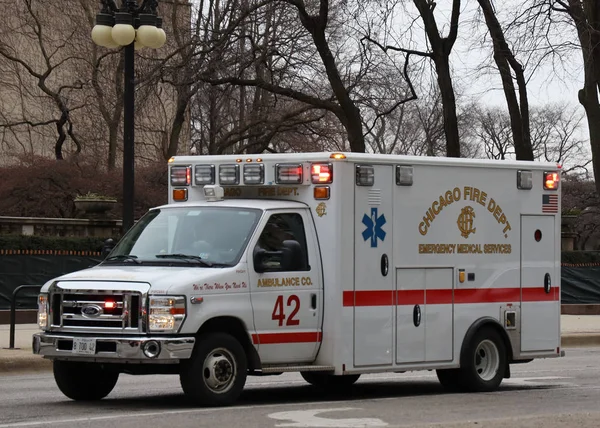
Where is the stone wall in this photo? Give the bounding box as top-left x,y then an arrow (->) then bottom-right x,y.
0,216 -> 121,238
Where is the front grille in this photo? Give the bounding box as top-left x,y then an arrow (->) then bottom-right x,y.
49,291 -> 144,333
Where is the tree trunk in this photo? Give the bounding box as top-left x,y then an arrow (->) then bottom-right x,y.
568,0 -> 600,195
434,59 -> 460,157
478,0 -> 533,161
413,0 -> 461,158
302,10 -> 365,153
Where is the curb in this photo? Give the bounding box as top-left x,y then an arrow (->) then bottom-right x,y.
1,334 -> 599,375
0,350 -> 52,375
561,333 -> 600,348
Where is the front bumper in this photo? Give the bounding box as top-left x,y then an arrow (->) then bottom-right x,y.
32,332 -> 195,364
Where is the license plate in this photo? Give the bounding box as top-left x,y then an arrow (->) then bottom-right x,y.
72,338 -> 97,355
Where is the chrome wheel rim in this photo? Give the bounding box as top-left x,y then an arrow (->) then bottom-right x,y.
202,347 -> 236,394
474,339 -> 500,381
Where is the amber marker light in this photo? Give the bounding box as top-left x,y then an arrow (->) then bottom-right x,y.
314,186 -> 330,200
173,189 -> 188,201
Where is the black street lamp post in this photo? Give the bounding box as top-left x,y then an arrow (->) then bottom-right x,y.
91,0 -> 166,234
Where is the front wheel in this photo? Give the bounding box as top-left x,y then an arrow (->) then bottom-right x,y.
53,361 -> 119,401
459,326 -> 507,392
179,332 -> 247,406
300,371 -> 360,389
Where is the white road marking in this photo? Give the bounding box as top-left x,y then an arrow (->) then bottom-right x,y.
502,376 -> 575,387
268,408 -> 388,427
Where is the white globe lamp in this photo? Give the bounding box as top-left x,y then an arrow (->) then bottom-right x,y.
111,12 -> 136,46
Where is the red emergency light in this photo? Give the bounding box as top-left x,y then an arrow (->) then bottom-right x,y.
311,163 -> 333,184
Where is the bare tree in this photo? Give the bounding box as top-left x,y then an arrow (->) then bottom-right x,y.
0,0 -> 86,161
362,0 -> 462,157
509,0 -> 600,194
197,0 -> 417,153
467,101 -> 589,174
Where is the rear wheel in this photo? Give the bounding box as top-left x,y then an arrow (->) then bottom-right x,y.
459,326 -> 507,392
53,361 -> 119,401
179,332 -> 247,406
300,372 -> 360,389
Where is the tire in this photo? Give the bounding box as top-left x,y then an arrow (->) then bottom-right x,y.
179,332 -> 247,406
459,326 -> 507,392
53,361 -> 119,401
300,371 -> 360,389
435,368 -> 464,392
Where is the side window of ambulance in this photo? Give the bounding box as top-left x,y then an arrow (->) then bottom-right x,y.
254,213 -> 309,272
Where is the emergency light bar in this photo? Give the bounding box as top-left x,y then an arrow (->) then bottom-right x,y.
170,166 -> 191,186
243,164 -> 264,184
219,164 -> 240,185
543,171 -> 560,190
195,165 -> 215,185
311,163 -> 333,184
275,164 -> 303,184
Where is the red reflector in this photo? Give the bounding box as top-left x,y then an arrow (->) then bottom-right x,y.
105,301 -> 115,309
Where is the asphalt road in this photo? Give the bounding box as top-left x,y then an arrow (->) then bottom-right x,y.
1,347 -> 600,428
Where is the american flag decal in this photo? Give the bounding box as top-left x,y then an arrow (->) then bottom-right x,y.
542,194 -> 558,213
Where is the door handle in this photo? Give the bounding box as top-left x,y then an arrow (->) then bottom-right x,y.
413,305 -> 421,327
544,273 -> 551,294
311,293 -> 317,310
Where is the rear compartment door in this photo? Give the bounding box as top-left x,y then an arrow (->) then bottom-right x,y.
353,164 -> 394,367
520,215 -> 560,353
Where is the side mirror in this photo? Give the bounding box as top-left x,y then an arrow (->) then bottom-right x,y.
253,248 -> 268,273
101,238 -> 115,259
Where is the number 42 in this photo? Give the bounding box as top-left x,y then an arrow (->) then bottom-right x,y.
272,295 -> 300,327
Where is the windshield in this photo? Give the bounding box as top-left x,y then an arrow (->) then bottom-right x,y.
106,206 -> 262,266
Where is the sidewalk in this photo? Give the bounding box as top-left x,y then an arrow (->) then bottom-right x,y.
1,315 -> 600,375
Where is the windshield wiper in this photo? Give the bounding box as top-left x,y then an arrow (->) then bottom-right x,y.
155,254 -> 213,267
104,255 -> 141,264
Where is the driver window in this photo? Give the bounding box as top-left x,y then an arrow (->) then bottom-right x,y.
254,213 -> 309,272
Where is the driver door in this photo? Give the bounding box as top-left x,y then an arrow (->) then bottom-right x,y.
248,210 -> 323,364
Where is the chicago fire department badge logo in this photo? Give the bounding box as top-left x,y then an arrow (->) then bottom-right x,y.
457,206 -> 476,238
316,202 -> 327,217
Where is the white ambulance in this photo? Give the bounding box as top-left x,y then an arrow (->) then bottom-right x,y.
33,152 -> 563,406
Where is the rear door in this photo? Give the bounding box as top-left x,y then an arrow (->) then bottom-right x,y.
248,210 -> 323,364
520,215 -> 560,352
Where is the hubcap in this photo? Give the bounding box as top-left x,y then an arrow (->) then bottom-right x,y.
474,339 -> 500,381
202,348 -> 236,393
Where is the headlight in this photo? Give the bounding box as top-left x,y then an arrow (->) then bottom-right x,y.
148,296 -> 186,332
37,294 -> 48,329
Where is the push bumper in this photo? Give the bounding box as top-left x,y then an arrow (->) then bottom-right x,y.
32,332 -> 195,363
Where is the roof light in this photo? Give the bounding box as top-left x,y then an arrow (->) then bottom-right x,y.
356,164 -> 374,186
168,157 -> 175,163
219,164 -> 240,185
195,165 -> 215,185
276,163 -> 303,184
330,153 -> 346,159
204,185 -> 224,201
244,164 -> 264,184
311,163 -> 333,184
543,171 -> 560,190
517,170 -> 533,190
170,166 -> 191,186
396,165 -> 413,186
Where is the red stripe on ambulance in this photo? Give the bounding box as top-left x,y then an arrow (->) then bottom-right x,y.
343,287 -> 559,307
252,331 -> 322,345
